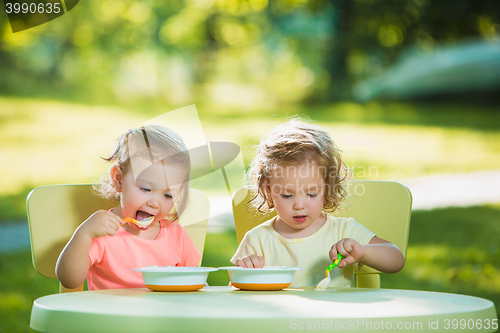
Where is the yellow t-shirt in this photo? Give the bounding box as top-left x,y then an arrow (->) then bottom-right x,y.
230,214 -> 376,288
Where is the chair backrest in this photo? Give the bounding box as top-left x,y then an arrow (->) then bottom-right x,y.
27,184 -> 209,292
232,180 -> 412,288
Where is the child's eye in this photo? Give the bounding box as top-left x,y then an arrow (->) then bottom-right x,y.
282,194 -> 292,198
164,193 -> 173,199
140,187 -> 151,193
308,193 -> 318,197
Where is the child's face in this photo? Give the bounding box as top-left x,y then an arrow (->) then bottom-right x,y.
266,162 -> 325,231
113,162 -> 185,230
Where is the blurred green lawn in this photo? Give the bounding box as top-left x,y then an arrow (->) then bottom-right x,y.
1,206 -> 499,333
1,96 -> 500,221
1,97 -> 499,332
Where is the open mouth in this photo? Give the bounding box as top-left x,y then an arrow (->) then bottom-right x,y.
136,210 -> 154,221
133,211 -> 155,229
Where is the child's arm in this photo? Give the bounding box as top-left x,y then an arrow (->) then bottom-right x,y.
233,254 -> 265,268
56,210 -> 123,289
329,237 -> 405,274
231,228 -> 266,268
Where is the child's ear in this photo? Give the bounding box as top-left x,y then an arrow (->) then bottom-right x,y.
263,181 -> 271,198
110,165 -> 123,193
263,182 -> 274,207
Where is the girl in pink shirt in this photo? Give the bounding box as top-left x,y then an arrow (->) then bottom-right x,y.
56,125 -> 201,290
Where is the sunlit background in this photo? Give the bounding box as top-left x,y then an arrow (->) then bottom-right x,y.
1,0 -> 499,332
2,0 -> 499,105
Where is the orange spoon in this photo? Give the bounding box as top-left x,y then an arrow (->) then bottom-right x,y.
122,216 -> 154,228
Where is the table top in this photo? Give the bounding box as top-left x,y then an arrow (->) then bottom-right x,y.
31,286 -> 497,333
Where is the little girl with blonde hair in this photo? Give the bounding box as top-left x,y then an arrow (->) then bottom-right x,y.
57,125 -> 200,290
231,118 -> 404,287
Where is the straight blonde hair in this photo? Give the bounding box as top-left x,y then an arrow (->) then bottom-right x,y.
93,125 -> 190,221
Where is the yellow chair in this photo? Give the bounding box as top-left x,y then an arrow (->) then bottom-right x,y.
26,184 -> 210,293
232,180 -> 412,288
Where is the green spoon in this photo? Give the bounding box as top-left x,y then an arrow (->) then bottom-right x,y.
315,253 -> 344,290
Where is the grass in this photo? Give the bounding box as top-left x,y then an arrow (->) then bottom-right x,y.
201,229 -> 239,286
1,205 -> 499,333
1,96 -> 500,221
382,204 -> 500,310
0,251 -> 58,333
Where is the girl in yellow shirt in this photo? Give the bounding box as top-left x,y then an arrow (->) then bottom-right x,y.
231,118 -> 404,287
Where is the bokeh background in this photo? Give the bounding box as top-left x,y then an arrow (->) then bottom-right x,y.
1,0 -> 499,332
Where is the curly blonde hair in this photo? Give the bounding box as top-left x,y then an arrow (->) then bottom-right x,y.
93,124 -> 190,221
247,117 -> 349,213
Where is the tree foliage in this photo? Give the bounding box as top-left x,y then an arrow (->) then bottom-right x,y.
0,0 -> 498,103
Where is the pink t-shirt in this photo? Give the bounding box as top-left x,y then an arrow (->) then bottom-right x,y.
87,220 -> 201,290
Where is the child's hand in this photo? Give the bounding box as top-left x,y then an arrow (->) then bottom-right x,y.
329,238 -> 366,268
234,254 -> 265,268
77,210 -> 123,239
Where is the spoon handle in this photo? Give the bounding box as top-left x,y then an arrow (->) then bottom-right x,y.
122,217 -> 138,225
316,253 -> 345,290
325,253 -> 344,276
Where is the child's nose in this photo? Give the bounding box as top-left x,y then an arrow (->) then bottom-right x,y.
147,194 -> 160,208
293,198 -> 305,210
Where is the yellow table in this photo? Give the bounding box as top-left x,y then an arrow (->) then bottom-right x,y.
31,287 -> 497,332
